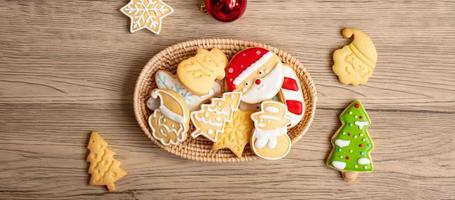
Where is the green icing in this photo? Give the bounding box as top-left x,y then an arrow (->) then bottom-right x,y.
327,99 -> 374,172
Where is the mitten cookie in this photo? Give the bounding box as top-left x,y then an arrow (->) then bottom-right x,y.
177,48 -> 228,95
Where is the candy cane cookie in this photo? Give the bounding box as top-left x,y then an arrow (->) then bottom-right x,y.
278,64 -> 305,128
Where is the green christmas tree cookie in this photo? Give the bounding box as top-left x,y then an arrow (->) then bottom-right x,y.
327,99 -> 374,182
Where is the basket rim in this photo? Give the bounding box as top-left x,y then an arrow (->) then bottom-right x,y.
133,38 -> 317,162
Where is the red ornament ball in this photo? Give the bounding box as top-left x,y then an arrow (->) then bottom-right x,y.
205,0 -> 247,22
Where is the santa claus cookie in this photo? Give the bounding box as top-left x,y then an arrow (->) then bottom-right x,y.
225,47 -> 284,104
250,101 -> 292,160
278,64 -> 305,128
148,89 -> 190,146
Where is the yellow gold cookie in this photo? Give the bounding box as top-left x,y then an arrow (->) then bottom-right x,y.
191,92 -> 242,142
177,48 -> 228,95
212,109 -> 254,158
87,131 -> 127,192
333,28 -> 377,86
148,89 -> 190,146
250,101 -> 292,160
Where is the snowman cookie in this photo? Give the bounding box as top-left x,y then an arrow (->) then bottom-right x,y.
250,101 -> 292,160
225,47 -> 284,104
148,89 -> 190,146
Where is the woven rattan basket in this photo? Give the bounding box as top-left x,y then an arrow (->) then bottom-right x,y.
134,39 -> 317,162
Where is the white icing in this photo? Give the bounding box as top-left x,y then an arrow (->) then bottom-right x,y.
258,115 -> 282,121
332,161 -> 346,170
358,157 -> 371,165
253,126 -> 288,149
335,139 -> 350,148
233,51 -> 273,85
155,70 -> 221,111
146,97 -> 159,110
194,114 -> 224,127
355,121 -> 369,129
280,65 -> 305,128
241,62 -> 284,104
265,106 -> 279,113
206,106 -> 229,115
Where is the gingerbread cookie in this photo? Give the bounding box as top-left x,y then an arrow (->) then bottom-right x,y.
327,100 -> 374,182
212,109 -> 254,158
177,48 -> 228,95
148,89 -> 190,145
120,0 -> 174,34
147,70 -> 222,111
250,101 -> 292,160
333,28 -> 377,85
87,131 -> 127,192
278,64 -> 305,128
225,47 -> 284,104
191,92 -> 242,142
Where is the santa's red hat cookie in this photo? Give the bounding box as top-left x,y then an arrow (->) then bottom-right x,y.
225,47 -> 284,104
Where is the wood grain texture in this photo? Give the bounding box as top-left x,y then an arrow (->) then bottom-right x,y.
0,0 -> 454,199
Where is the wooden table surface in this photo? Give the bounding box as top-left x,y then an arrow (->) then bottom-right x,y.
1,0 -> 455,199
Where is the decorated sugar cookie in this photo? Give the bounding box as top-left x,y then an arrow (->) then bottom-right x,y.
148,89 -> 190,146
250,101 -> 292,160
87,131 -> 127,192
225,47 -> 284,104
278,64 -> 305,128
327,100 -> 374,182
120,0 -> 174,34
147,70 -> 222,111
212,109 -> 254,158
191,92 -> 242,142
177,48 -> 228,95
333,28 -> 377,85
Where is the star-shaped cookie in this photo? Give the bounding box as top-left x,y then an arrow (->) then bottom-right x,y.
212,110 -> 254,158
120,0 -> 174,34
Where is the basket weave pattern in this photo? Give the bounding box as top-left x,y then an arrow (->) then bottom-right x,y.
133,39 -> 317,162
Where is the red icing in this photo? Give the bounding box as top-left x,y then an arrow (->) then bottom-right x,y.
354,103 -> 360,108
285,100 -> 303,115
282,77 -> 298,91
255,79 -> 261,85
225,47 -> 269,91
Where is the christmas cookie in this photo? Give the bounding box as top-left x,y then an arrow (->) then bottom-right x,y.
250,101 -> 292,160
278,64 -> 305,128
148,89 -> 190,145
191,92 -> 242,142
225,47 -> 284,104
327,100 -> 374,182
177,48 -> 228,95
120,0 -> 174,34
87,131 -> 127,192
212,109 -> 254,157
147,70 -> 222,111
333,28 -> 377,85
